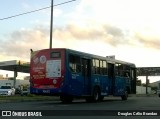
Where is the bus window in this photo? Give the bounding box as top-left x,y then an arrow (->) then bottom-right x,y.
118,64 -> 124,76
115,63 -> 124,77
93,60 -> 107,75
131,70 -> 134,80
92,59 -> 100,74
102,61 -> 108,75
50,52 -> 61,58
92,59 -> 96,74
95,59 -> 100,74
123,65 -> 130,77
115,63 -> 119,76
100,60 -> 103,75
69,55 -> 81,73
100,60 -> 107,75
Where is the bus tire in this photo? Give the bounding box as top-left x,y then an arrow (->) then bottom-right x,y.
60,95 -> 73,103
100,96 -> 104,101
85,97 -> 93,103
121,90 -> 128,100
92,87 -> 100,102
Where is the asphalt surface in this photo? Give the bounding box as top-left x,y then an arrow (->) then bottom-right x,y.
0,95 -> 160,119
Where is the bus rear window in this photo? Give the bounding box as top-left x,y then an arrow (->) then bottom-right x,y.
50,52 -> 61,58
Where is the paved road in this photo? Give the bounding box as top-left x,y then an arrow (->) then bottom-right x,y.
0,96 -> 160,119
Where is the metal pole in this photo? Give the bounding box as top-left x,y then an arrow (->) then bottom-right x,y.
50,0 -> 54,49
13,68 -> 17,88
146,74 -> 148,94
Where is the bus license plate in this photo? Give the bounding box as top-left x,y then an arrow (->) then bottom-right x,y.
42,90 -> 50,93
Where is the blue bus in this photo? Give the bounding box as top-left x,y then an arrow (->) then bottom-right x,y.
30,48 -> 136,103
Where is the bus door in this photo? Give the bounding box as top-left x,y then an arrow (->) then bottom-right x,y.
108,63 -> 115,95
82,58 -> 91,95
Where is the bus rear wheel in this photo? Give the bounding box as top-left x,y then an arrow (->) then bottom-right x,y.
121,91 -> 128,100
85,97 -> 93,102
85,87 -> 101,103
60,95 -> 73,103
100,96 -> 104,101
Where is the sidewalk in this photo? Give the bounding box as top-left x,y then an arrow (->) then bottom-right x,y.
129,94 -> 158,97
0,94 -> 159,103
0,95 -> 59,103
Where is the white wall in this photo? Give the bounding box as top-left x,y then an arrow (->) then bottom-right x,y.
0,79 -> 29,88
136,86 -> 151,94
0,80 -> 14,87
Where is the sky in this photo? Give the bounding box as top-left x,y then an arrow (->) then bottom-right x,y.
0,0 -> 160,82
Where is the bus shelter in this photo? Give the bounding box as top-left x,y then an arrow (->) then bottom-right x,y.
0,60 -> 30,88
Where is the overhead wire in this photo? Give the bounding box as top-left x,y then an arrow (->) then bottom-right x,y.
0,0 -> 76,21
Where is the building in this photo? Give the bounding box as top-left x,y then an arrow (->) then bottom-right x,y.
0,79 -> 29,89
136,86 -> 151,94
149,80 -> 160,89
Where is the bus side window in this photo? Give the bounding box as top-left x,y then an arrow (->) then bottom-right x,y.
125,72 -> 130,78
100,60 -> 103,75
92,59 -> 100,74
92,59 -> 96,74
95,59 -> 100,74
123,65 -> 131,78
69,54 -> 81,73
115,63 -> 119,76
76,64 -> 81,73
103,61 -> 108,75
69,63 -> 74,72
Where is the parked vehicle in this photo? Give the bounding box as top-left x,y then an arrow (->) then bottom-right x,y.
21,87 -> 30,96
157,90 -> 160,97
0,86 -> 15,96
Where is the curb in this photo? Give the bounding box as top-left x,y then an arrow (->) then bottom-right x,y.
0,94 -> 159,103
129,94 -> 158,97
0,96 -> 60,103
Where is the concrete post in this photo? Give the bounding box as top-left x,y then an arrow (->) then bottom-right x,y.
13,68 -> 17,88
146,75 -> 148,94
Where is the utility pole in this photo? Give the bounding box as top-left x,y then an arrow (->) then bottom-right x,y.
50,0 -> 54,49
145,70 -> 150,94
146,74 -> 148,94
49,0 -> 76,49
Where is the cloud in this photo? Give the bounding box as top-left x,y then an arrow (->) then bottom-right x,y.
0,22 -> 127,60
135,32 -> 160,49
54,23 -> 126,46
0,25 -> 49,60
1,21 -> 160,61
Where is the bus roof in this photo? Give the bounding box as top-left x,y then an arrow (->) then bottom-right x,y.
66,49 -> 136,67
35,48 -> 136,68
